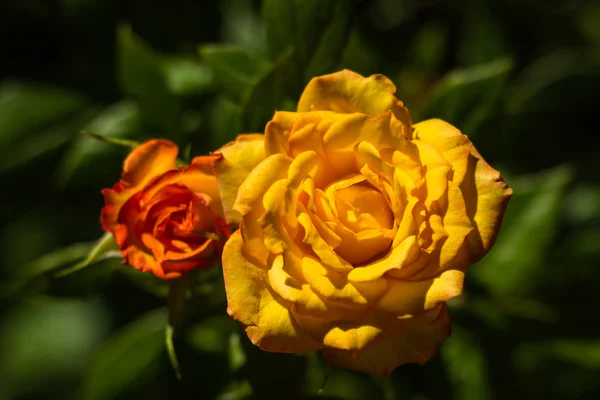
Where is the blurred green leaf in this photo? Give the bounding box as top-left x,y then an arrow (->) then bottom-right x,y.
220,0 -> 267,55
80,308 -> 167,400
0,82 -> 89,148
203,96 -> 243,150
507,49 -> 600,115
424,57 -> 514,135
471,166 -> 573,296
199,46 -> 271,102
215,380 -> 253,400
240,334 -> 307,399
118,266 -> 170,298
263,0 -> 355,92
57,100 -> 142,185
455,0 -> 509,66
186,315 -> 239,355
0,241 -> 94,297
516,339 -> 600,370
316,365 -> 384,400
0,107 -> 99,173
0,297 -> 110,398
241,48 -> 294,132
55,232 -> 120,278
513,339 -> 600,398
303,0 -> 353,81
117,25 -> 182,139
564,185 -> 600,224
161,57 -> 215,96
440,327 -> 492,400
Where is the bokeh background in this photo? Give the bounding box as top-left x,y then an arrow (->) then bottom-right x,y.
1,0 -> 600,399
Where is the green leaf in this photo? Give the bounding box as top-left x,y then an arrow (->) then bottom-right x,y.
80,308 -> 167,400
185,315 -> 239,356
513,339 -> 600,398
0,82 -> 88,148
56,100 -> 142,185
215,380 -> 253,400
516,339 -> 600,370
241,48 -> 294,132
55,232 -> 121,278
0,107 -> 99,173
117,25 -> 182,139
440,327 -> 491,400
0,241 -> 95,297
303,0 -> 353,81
424,58 -> 514,136
0,297 -> 110,399
118,266 -> 169,298
206,96 -> 243,150
161,57 -> 215,96
199,45 -> 271,102
506,49 -> 600,115
262,0 -> 355,92
455,0 -> 509,66
470,166 -> 573,296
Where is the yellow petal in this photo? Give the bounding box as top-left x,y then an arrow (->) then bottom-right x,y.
334,180 -> 393,232
347,235 -> 419,282
233,154 -> 291,217
264,111 -> 343,155
376,269 -> 464,316
412,119 -> 472,187
214,134 -> 266,224
301,257 -> 388,307
298,70 -> 412,132
323,112 -> 406,176
437,182 -> 474,269
222,231 -> 323,352
462,145 -> 513,260
259,179 -> 288,254
322,305 -> 451,376
413,119 -> 512,260
297,212 -> 353,272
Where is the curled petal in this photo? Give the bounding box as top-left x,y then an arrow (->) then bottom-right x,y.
214,134 -> 266,224
298,69 -> 412,132
223,231 -> 324,352
101,139 -> 178,231
322,305 -> 451,376
414,119 -> 512,261
233,154 -> 291,217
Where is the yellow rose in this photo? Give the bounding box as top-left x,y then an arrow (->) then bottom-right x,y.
215,70 -> 512,375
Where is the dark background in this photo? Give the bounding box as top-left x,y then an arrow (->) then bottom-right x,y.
1,0 -> 599,399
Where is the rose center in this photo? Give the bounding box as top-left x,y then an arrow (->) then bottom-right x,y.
335,185 -> 393,232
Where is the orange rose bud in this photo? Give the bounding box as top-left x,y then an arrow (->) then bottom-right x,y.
100,139 -> 229,280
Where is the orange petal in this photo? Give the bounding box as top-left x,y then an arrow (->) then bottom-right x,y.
101,139 -> 179,231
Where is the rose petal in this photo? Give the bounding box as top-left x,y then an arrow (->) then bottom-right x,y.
413,119 -> 512,260
298,70 -> 412,132
233,154 -> 291,217
223,231 -> 324,352
101,139 -> 178,231
322,305 -> 451,376
213,134 -> 266,224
